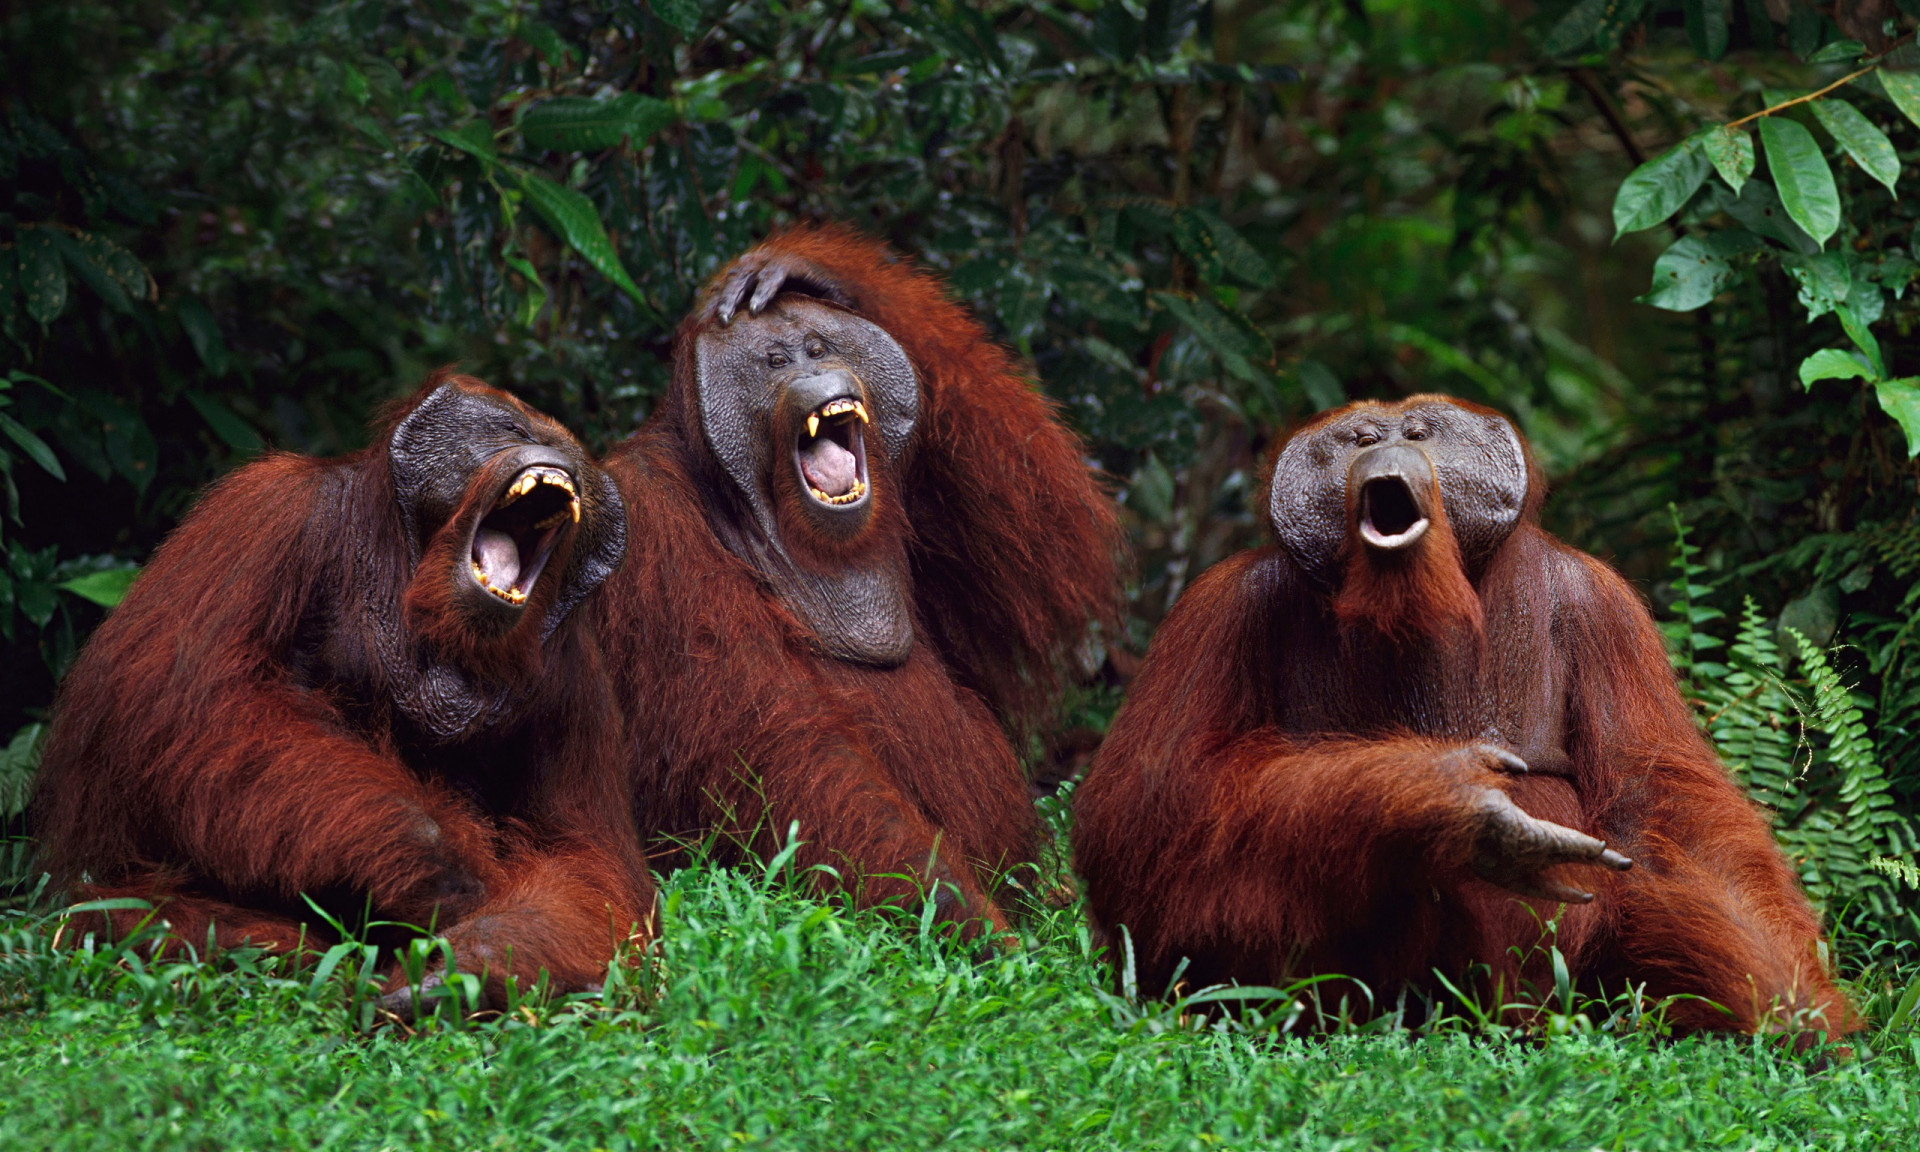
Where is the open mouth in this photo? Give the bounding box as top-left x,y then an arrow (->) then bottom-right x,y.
796,397 -> 871,508
1358,475 -> 1430,550
469,465 -> 579,606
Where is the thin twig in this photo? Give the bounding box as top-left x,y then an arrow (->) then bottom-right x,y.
1722,30 -> 1919,131
1723,66 -> 1879,131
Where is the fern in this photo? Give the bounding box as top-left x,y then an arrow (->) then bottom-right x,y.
1661,503 -> 1726,683
0,724 -> 40,822
1786,629 -> 1909,925
1705,599 -> 1801,817
1875,856 -> 1920,891
1666,515 -> 1920,941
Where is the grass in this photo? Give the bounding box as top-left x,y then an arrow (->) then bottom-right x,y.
3,842 -> 1920,1151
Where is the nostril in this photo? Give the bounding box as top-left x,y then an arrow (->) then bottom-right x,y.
1362,476 -> 1421,537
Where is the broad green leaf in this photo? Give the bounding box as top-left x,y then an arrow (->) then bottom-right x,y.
1543,0 -> 1607,55
79,388 -> 157,496
1837,304 -> 1886,376
999,270 -> 1047,338
1848,275 -> 1886,324
185,391 -> 263,452
175,298 -> 229,377
1612,138 -> 1711,238
649,0 -> 704,37
1799,348 -> 1874,388
516,20 -> 575,69
519,94 -> 676,152
1873,378 -> 1920,456
1807,39 -> 1866,64
1882,253 -> 1920,298
1700,126 -> 1754,193
1809,98 -> 1900,196
1639,236 -> 1731,311
1051,259 -> 1145,327
0,413 -> 63,480
1126,453 -> 1174,522
1781,251 -> 1851,318
51,232 -> 148,314
499,245 -> 548,328
17,228 -> 66,325
1172,208 -> 1274,288
1683,0 -> 1730,60
1638,232 -> 1760,311
16,574 -> 56,628
432,121 -> 498,162
1295,359 -> 1345,410
1152,291 -> 1272,384
1715,181 -> 1818,253
46,231 -> 130,314
514,171 -> 649,308
1880,70 -> 1920,131
58,566 -> 139,608
1759,116 -> 1839,246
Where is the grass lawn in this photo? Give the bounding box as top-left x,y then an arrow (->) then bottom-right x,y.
3,854 -> 1918,1152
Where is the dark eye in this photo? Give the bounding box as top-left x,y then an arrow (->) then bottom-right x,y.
1356,431 -> 1379,447
805,340 -> 825,359
494,419 -> 534,441
768,350 -> 790,368
1406,428 -> 1428,441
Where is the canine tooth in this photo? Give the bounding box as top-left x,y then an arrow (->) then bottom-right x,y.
852,401 -> 869,424
570,497 -> 581,523
807,414 -> 820,438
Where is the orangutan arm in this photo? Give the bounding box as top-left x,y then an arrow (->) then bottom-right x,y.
1074,553 -> 1623,986
34,456 -> 495,926
1558,550 -> 1857,1036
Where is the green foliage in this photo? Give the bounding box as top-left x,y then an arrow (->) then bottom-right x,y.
1670,514 -> 1920,941
0,0 -> 1918,1011
0,856 -> 1918,1148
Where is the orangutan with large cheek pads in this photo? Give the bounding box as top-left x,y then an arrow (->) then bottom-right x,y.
595,224 -> 1122,940
1073,395 -> 1855,1040
33,372 -> 655,1013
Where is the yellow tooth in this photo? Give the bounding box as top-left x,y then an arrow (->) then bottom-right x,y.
852,401 -> 869,424
570,497 -> 581,523
807,414 -> 820,438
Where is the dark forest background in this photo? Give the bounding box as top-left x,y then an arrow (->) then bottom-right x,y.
4,0 -> 1919,953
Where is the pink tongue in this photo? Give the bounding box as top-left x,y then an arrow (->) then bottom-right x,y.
802,439 -> 858,496
473,528 -> 522,587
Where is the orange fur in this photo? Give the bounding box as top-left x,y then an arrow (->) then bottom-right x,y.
598,224 -> 1123,931
1074,399 -> 1855,1039
33,375 -> 653,1003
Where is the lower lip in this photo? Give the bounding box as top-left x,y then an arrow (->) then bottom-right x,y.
1360,519 -> 1429,549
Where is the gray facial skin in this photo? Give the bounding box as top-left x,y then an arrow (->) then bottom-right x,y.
693,296 -> 921,666
1270,399 -> 1528,589
377,382 -> 627,739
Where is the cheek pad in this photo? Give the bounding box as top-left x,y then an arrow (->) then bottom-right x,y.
1423,407 -> 1527,565
694,298 -> 918,519
1268,405 -> 1529,584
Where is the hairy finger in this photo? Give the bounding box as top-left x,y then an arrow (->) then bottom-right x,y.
747,263 -> 791,315
1494,872 -> 1597,904
1474,743 -> 1529,775
716,268 -> 757,325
